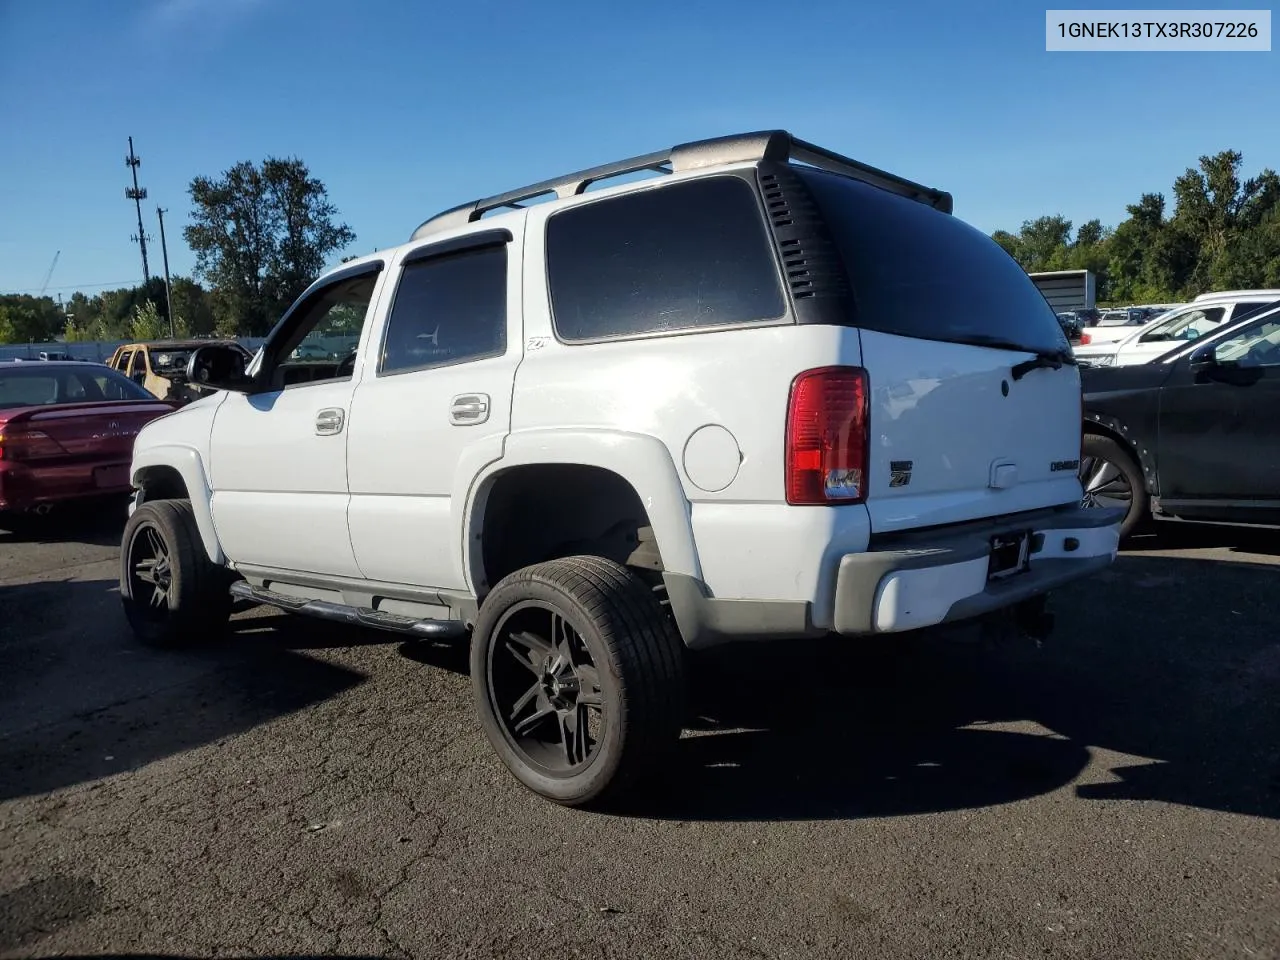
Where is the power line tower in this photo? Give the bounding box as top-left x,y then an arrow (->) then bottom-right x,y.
124,136 -> 152,285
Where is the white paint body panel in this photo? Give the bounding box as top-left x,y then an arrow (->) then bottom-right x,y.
858,329 -> 1083,532
1101,298 -> 1272,367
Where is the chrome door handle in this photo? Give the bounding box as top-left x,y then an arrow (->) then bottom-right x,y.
315,407 -> 345,436
450,393 -> 490,425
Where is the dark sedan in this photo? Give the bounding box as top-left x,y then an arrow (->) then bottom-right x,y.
1079,300 -> 1280,537
0,362 -> 177,528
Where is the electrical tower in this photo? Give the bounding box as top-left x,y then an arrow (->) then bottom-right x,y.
125,136 -> 152,284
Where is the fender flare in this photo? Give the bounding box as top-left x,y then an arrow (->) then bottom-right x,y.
459,428 -> 701,592
1083,413 -> 1157,493
131,445 -> 224,565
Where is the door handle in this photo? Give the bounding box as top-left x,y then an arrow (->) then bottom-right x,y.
315,407 -> 345,436
450,393 -> 490,426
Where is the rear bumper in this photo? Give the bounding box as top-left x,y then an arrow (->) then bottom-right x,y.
831,505 -> 1122,634
664,505 -> 1122,648
0,459 -> 134,512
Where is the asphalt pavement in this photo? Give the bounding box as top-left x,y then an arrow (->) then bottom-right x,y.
1,507 -> 1278,959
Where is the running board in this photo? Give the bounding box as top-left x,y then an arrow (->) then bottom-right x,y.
229,580 -> 468,640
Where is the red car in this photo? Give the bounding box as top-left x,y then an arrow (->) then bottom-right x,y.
0,361 -> 177,525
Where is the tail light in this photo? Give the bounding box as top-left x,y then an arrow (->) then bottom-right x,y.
0,429 -> 67,462
1079,331 -> 1092,345
785,366 -> 869,505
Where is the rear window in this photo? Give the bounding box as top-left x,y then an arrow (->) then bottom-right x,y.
0,366 -> 153,408
546,176 -> 787,342
798,169 -> 1068,353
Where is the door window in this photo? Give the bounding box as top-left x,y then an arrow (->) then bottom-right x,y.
115,350 -> 134,372
1212,316 -> 1280,367
379,245 -> 508,375
267,272 -> 379,389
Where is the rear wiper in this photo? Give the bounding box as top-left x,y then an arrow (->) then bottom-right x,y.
1011,348 -> 1076,381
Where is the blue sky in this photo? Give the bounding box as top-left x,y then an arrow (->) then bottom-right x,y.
1,0 -> 1276,297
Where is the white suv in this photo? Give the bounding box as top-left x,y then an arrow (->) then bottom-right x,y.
119,131 -> 1122,807
1076,291 -> 1280,367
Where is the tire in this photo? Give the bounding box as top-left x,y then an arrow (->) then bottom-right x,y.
470,555 -> 686,808
1080,433 -> 1148,539
119,499 -> 232,647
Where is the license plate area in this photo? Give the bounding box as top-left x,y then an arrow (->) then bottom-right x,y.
988,530 -> 1031,580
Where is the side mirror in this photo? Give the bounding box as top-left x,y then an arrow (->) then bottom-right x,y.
187,344 -> 255,394
1188,344 -> 1217,375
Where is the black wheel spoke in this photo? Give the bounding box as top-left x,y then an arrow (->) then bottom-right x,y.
576,665 -> 603,708
513,700 -> 556,736
508,680 -> 542,721
505,630 -> 553,675
559,704 -> 590,766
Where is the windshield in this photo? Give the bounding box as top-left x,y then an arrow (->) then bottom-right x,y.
1138,305 -> 1228,343
0,365 -> 155,409
800,169 -> 1068,354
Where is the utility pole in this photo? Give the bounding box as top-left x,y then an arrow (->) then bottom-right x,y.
156,207 -> 176,338
124,136 -> 151,284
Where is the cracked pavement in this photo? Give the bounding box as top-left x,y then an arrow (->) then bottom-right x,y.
1,509 -> 1278,959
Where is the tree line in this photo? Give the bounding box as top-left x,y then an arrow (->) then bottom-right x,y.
4,147 -> 1277,345
0,157 -> 354,345
993,148 -> 1279,304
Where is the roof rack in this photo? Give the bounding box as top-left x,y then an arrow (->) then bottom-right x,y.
409,130 -> 953,240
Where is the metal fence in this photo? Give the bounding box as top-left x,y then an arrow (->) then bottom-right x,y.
0,338 -> 267,364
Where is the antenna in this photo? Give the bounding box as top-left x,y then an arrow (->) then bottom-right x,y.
125,136 -> 152,284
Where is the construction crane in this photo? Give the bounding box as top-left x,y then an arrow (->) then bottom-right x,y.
38,251 -> 60,297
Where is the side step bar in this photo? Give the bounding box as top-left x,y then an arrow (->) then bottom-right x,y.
230,580 -> 468,640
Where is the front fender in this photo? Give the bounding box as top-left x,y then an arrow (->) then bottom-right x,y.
131,445 -> 224,565
459,428 -> 701,592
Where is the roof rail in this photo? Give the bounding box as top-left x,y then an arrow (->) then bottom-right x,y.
1193,288 -> 1280,302
409,130 -> 953,240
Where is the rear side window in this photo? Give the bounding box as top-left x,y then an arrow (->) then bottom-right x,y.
546,176 -> 787,342
799,169 -> 1068,353
380,245 -> 508,375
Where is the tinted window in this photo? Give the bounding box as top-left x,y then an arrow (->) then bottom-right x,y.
799,169 -> 1068,353
1213,312 -> 1280,366
546,176 -> 787,342
380,245 -> 507,375
0,366 -> 152,408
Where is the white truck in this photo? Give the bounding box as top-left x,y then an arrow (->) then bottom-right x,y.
119,131 -> 1123,807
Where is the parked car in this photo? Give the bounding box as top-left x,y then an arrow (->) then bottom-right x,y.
119,129 -> 1122,807
106,340 -> 253,404
1074,291 -> 1280,367
1074,306 -> 1178,354
1056,311 -> 1085,341
0,362 -> 177,528
1080,300 -> 1280,537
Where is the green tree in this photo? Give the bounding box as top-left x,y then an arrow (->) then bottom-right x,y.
184,157 -> 355,335
0,295 -> 63,344
169,277 -> 216,336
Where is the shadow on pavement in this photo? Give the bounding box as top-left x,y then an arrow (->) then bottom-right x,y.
0,498 -> 131,547
630,550 -> 1280,823
1121,520 -> 1280,556
0,578 -> 368,803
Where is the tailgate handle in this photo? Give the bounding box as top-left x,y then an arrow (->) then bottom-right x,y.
989,460 -> 1018,489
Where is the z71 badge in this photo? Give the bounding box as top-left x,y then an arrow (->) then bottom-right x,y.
889,460 -> 913,487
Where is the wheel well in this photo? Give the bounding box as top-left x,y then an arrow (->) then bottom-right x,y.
477,464 -> 663,592
136,465 -> 190,503
1083,421 -> 1153,493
